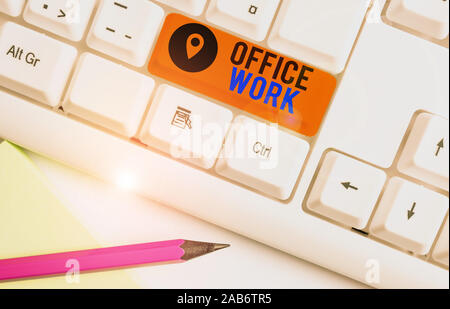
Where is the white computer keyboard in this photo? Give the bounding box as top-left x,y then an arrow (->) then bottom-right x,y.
0,0 -> 448,288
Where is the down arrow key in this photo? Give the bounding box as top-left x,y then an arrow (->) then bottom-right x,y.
407,202 -> 416,220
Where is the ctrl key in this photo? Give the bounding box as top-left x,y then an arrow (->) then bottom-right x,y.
0,21 -> 77,107
215,115 -> 310,200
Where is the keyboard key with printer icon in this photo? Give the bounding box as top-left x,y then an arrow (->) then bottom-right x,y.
171,107 -> 193,130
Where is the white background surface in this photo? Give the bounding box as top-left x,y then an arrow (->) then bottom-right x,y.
26,150 -> 365,288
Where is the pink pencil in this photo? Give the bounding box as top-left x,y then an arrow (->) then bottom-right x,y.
0,239 -> 229,281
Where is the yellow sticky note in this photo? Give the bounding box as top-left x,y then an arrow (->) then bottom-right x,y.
0,141 -> 138,288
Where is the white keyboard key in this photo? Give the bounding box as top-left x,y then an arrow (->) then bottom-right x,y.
387,0 -> 449,40
87,0 -> 164,67
206,0 -> 280,42
268,0 -> 370,74
307,152 -> 386,229
65,53 -> 155,137
216,115 -> 310,200
0,0 -> 25,16
139,85 -> 233,169
433,217 -> 449,267
314,20 -> 448,170
155,0 -> 206,16
371,177 -> 448,255
398,113 -> 449,191
0,21 -> 77,107
24,0 -> 96,41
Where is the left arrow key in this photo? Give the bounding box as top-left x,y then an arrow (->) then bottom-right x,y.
307,151 -> 386,229
341,182 -> 358,191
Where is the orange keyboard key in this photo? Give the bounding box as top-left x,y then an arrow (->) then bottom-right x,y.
148,14 -> 336,137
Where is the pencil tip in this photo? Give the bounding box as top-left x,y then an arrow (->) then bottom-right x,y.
212,243 -> 230,252
180,240 -> 230,261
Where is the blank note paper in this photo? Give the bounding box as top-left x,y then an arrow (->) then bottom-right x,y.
0,141 -> 138,288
